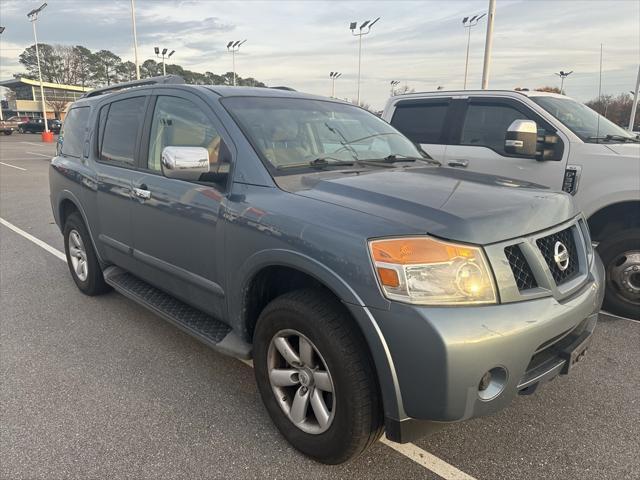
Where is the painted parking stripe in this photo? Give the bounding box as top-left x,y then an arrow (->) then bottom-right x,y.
0,218 -> 66,261
0,162 -> 27,171
26,151 -> 52,158
380,435 -> 477,480
20,141 -> 54,148
0,215 -> 477,480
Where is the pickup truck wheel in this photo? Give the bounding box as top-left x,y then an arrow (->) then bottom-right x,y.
599,229 -> 640,319
253,289 -> 383,464
63,212 -> 109,296
3,130 -> 12,135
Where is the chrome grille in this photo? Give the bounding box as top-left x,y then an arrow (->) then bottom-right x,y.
536,227 -> 579,285
504,245 -> 538,291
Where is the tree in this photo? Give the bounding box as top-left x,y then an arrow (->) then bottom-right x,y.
586,93 -> 636,129
535,86 -> 562,94
46,96 -> 69,119
140,59 -> 159,78
72,45 -> 95,88
117,61 -> 137,82
19,44 -> 59,82
92,50 -> 121,86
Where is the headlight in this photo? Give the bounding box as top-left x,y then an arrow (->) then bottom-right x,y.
368,237 -> 497,305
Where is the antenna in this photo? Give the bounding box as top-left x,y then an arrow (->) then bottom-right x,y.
596,43 -> 602,142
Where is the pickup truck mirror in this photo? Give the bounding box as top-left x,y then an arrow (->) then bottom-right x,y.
505,119 -> 537,157
161,146 -> 210,181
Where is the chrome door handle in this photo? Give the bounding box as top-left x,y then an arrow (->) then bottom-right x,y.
447,159 -> 469,168
133,187 -> 151,200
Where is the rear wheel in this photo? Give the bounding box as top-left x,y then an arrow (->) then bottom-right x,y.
599,229 -> 640,319
63,212 -> 110,296
253,289 -> 383,464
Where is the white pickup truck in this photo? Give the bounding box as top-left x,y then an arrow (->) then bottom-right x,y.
383,90 -> 639,319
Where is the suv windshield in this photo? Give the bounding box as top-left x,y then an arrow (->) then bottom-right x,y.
531,95 -> 637,143
223,97 -> 424,171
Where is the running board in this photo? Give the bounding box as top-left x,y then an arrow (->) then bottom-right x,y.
103,266 -> 251,359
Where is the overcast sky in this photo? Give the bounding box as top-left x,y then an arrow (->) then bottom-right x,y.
1,0 -> 639,109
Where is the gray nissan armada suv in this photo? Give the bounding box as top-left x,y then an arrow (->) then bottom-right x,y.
50,76 -> 605,464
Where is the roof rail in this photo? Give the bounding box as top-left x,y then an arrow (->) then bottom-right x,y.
270,86 -> 296,91
81,75 -> 185,98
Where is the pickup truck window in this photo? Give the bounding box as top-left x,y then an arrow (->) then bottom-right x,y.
224,97 -> 421,172
60,107 -> 90,158
390,103 -> 448,144
531,95 -> 637,143
461,103 -> 531,154
100,96 -> 146,166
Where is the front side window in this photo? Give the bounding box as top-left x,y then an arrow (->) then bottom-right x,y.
461,103 -> 532,155
531,95 -> 637,143
391,102 -> 448,144
223,97 -> 423,172
60,106 -> 90,158
147,96 -> 230,187
100,96 -> 146,165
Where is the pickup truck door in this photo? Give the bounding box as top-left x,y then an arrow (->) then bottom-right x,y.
129,91 -> 231,320
443,97 -> 568,190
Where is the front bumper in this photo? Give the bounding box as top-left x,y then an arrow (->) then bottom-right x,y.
370,253 -> 605,443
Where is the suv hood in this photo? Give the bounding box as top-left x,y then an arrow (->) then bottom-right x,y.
603,143 -> 640,156
283,166 -> 577,245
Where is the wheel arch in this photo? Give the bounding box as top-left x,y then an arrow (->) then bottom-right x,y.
587,200 -> 640,241
55,190 -> 105,265
232,249 -> 404,420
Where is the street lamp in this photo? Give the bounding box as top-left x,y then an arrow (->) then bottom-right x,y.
227,40 -> 246,86
350,17 -> 380,104
554,70 -> 573,94
0,27 -> 4,120
155,47 -> 174,76
461,13 -> 486,89
27,3 -> 48,134
329,72 -> 341,97
390,80 -> 400,96
130,0 -> 140,79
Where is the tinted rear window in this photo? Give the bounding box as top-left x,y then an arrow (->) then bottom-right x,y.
390,102 -> 448,144
60,107 -> 90,158
100,97 -> 146,165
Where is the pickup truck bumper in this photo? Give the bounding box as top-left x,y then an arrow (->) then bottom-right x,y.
367,254 -> 605,443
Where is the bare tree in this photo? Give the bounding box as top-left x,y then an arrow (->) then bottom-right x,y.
46,96 -> 69,120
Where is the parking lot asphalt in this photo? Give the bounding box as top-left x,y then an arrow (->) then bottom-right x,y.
1,134 -> 639,480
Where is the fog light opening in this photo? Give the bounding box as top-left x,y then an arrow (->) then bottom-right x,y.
478,367 -> 508,401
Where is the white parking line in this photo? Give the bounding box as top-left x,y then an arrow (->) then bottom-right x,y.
0,162 -> 27,171
0,215 -> 477,479
26,151 -> 53,158
0,218 -> 66,261
20,141 -> 54,148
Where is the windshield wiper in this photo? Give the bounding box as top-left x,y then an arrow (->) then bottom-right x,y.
360,154 -> 442,166
587,134 -> 639,143
276,156 -> 355,170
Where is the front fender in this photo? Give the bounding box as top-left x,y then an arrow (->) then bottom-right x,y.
228,248 -> 405,421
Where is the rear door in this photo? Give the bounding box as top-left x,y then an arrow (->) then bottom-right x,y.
444,97 -> 568,189
388,98 -> 452,162
129,90 -> 233,320
94,93 -> 150,271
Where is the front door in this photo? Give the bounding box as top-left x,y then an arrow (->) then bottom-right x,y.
130,92 -> 232,320
443,97 -> 568,190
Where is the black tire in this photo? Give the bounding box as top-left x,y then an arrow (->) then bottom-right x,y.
63,212 -> 110,296
598,228 -> 640,319
3,130 -> 12,135
253,289 -> 383,464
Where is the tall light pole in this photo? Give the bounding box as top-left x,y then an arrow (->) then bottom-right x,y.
329,72 -> 342,97
0,26 -> 5,121
27,3 -> 48,133
481,0 -> 496,89
390,80 -> 400,96
227,40 -> 246,86
629,64 -> 640,131
350,17 -> 380,105
462,13 -> 486,89
554,70 -> 573,94
130,0 -> 140,79
155,47 -> 174,76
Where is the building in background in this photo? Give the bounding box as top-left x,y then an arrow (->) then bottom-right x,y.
0,77 -> 90,120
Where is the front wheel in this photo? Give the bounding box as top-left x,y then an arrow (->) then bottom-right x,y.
63,212 -> 110,296
599,229 -> 640,319
253,289 -> 383,464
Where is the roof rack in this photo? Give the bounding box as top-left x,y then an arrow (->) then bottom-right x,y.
81,75 -> 185,98
270,86 -> 296,92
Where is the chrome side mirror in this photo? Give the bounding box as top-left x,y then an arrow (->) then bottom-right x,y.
161,146 -> 209,181
505,119 -> 537,158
